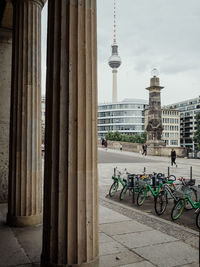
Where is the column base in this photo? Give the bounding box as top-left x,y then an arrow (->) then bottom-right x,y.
7,213 -> 42,227
41,257 -> 99,267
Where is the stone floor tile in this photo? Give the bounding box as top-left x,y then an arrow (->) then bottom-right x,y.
99,240 -> 127,256
121,261 -> 156,267
13,225 -> 42,264
0,227 -> 30,267
133,241 -> 199,267
99,232 -> 114,243
99,250 -> 143,267
113,230 -> 177,249
99,220 -> 152,236
99,206 -> 130,224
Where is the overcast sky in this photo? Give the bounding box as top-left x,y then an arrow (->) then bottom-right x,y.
41,0 -> 200,105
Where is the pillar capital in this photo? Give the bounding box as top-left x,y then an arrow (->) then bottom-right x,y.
12,0 -> 47,8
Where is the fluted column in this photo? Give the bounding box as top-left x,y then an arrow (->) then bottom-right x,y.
0,27 -> 12,203
7,0 -> 46,227
41,0 -> 98,266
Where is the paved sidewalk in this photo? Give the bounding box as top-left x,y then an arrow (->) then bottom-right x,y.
0,202 -> 199,267
99,204 -> 199,267
0,150 -> 199,266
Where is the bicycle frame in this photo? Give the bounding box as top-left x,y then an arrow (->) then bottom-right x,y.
145,183 -> 163,197
112,174 -> 126,188
162,183 -> 179,201
184,195 -> 200,210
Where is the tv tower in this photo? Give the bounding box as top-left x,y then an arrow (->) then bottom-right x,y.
108,0 -> 122,103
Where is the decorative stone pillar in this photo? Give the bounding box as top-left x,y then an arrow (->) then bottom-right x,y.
7,0 -> 46,227
41,1 -> 98,266
0,27 -> 12,203
146,70 -> 165,147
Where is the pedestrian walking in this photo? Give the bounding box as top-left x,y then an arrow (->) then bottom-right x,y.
101,138 -> 105,148
120,144 -> 123,151
142,143 -> 147,156
171,148 -> 177,167
104,139 -> 107,150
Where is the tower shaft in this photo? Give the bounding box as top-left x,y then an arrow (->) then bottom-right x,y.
112,69 -> 118,102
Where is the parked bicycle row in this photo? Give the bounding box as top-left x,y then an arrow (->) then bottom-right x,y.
108,167 -> 200,230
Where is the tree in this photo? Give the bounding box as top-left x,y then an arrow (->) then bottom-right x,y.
194,113 -> 200,151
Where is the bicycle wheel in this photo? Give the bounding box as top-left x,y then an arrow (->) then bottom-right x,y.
120,186 -> 127,200
196,210 -> 200,230
137,188 -> 146,206
171,199 -> 185,220
184,188 -> 197,210
155,190 -> 167,215
109,182 -> 119,197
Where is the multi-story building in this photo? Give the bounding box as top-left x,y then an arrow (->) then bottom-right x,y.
162,109 -> 180,147
164,96 -> 200,151
144,108 -> 180,147
98,99 -> 148,139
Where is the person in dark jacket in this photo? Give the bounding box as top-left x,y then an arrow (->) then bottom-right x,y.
142,143 -> 147,156
171,148 -> 177,167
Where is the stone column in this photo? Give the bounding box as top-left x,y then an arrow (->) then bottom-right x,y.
7,0 -> 46,227
0,27 -> 12,203
146,75 -> 165,146
41,1 -> 98,266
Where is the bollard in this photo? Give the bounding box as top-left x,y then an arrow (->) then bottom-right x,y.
190,166 -> 192,181
168,167 -> 170,177
144,167 -> 146,174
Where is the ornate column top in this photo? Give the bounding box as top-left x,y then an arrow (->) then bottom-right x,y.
12,0 -> 47,8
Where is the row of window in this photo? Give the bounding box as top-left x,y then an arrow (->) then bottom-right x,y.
164,125 -> 179,131
162,110 -> 179,116
98,117 -> 144,124
162,118 -> 179,124
164,133 -> 179,138
98,125 -> 144,131
98,104 -> 147,110
98,110 -> 144,117
164,140 -> 178,146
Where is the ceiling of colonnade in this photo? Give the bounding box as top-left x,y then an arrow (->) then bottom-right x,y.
0,0 -> 13,29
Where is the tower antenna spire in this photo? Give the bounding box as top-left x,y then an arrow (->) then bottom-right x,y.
113,0 -> 117,44
108,0 -> 121,103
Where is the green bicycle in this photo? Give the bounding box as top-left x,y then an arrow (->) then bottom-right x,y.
109,168 -> 128,197
171,181 -> 200,229
137,173 -> 174,206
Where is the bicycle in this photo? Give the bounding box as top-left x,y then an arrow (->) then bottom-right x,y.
154,175 -> 177,215
137,173 -> 168,206
119,173 -> 148,202
109,167 -> 128,197
171,181 -> 200,229
155,177 -> 197,215
195,208 -> 200,229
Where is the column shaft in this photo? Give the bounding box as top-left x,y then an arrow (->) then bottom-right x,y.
41,0 -> 98,266
7,0 -> 44,226
0,28 -> 12,203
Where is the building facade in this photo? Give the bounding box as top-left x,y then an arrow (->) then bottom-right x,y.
164,96 -> 200,150
162,109 -> 180,147
98,99 -> 148,138
144,108 -> 180,147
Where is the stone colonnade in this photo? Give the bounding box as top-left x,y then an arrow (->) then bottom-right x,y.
7,0 -> 45,226
41,1 -> 98,265
3,0 -> 99,266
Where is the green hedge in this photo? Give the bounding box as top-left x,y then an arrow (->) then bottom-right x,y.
105,131 -> 147,144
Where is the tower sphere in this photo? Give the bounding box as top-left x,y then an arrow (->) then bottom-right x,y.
108,44 -> 121,69
108,55 -> 121,69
